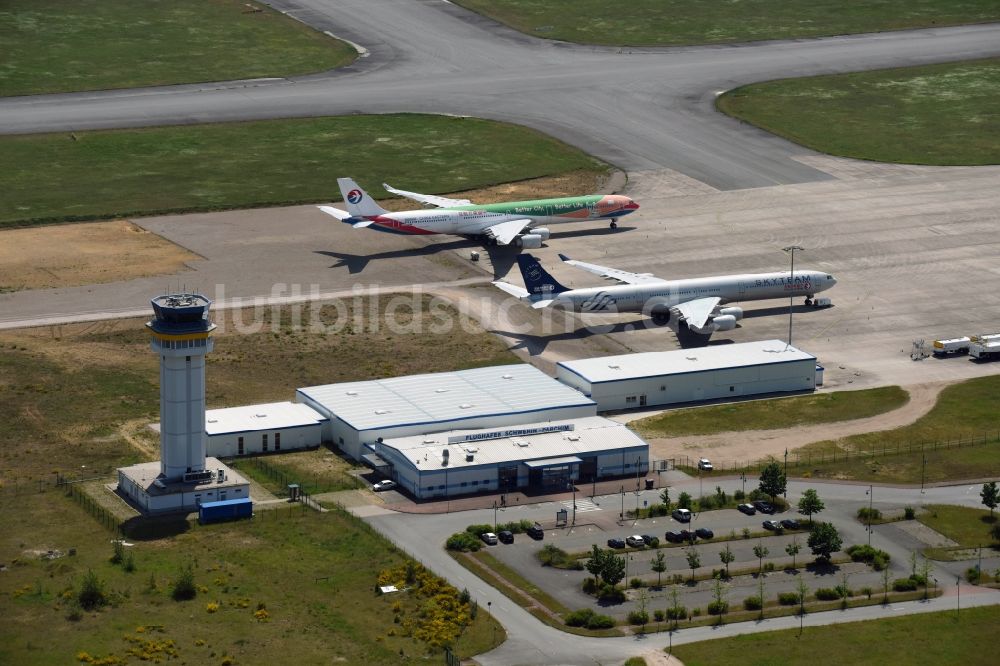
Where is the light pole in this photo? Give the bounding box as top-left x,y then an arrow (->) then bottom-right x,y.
782,245 -> 804,347
570,482 -> 577,526
487,600 -> 495,644
956,575 -> 961,619
635,457 -> 642,516
740,471 -> 746,496
921,453 -> 927,493
783,448 -> 788,498
493,500 -> 498,532
620,485 -> 625,523
866,485 -> 874,546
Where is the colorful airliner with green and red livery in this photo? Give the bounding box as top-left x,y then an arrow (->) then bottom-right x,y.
317,178 -> 639,248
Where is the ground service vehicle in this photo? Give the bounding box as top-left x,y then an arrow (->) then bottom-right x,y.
932,337 -> 970,356
970,334 -> 1000,360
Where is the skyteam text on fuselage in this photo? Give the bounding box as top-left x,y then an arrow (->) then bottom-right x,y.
317,178 -> 639,248
494,254 -> 837,346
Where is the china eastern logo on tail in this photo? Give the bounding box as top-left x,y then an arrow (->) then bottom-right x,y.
316,177 -> 639,249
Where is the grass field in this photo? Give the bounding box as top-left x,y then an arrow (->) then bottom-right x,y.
452,0 -> 1000,46
0,295 -> 517,483
789,376 -> 1000,483
918,504 -> 998,556
631,386 -> 908,438
0,494 -> 501,665
0,114 -> 608,227
0,0 -> 356,97
718,58 -> 1000,165
672,605 -> 1000,665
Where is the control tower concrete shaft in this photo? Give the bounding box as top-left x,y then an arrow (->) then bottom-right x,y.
146,294 -> 216,481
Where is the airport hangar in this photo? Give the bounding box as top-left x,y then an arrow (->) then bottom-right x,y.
556,340 -> 820,411
295,364 -> 649,498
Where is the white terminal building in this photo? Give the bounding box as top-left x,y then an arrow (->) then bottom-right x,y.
556,340 -> 818,411
204,401 -> 328,458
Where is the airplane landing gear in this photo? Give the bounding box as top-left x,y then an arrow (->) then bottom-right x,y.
610,219 -> 618,230
805,295 -> 814,306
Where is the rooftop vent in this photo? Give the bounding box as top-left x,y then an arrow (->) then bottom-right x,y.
567,435 -> 580,441
502,374 -> 514,379
374,409 -> 389,415
686,356 -> 698,361
255,413 -> 267,418
207,419 -> 217,423
465,446 -> 478,454
459,403 -> 472,409
346,390 -> 359,396
435,388 -> 449,393
423,438 -> 436,444
608,364 -> 620,370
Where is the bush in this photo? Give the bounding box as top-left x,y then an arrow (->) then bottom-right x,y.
537,544 -> 572,567
742,527 -> 751,539
904,506 -> 916,520
691,607 -> 702,618
630,577 -> 644,589
857,507 -> 882,521
697,495 -> 716,511
778,592 -> 799,606
566,608 -> 596,627
653,609 -> 665,622
171,565 -> 197,601
763,562 -> 776,572
707,601 -> 728,615
582,577 -> 599,594
965,567 -> 982,584
628,610 -> 650,625
734,489 -> 746,501
893,578 -> 918,592
77,570 -> 107,611
587,613 -> 616,629
465,523 -> 493,537
860,586 -> 874,599
598,584 -> 626,604
678,492 -> 692,509
446,532 -> 481,552
834,584 -> 852,599
748,489 -> 765,502
846,544 -> 891,571
666,606 -> 688,620
743,596 -> 762,611
645,536 -> 660,548
815,588 -> 840,601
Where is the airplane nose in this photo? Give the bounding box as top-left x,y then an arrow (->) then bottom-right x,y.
626,200 -> 639,210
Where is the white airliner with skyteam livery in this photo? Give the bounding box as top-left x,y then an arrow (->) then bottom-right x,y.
494,254 -> 837,346
317,178 -> 639,248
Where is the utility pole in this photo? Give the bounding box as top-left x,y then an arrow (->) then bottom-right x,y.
620,485 -> 625,523
783,448 -> 788,498
866,485 -> 874,546
921,453 -> 927,493
493,500 -> 498,532
782,245 -> 804,347
956,576 -> 961,619
572,483 -> 577,526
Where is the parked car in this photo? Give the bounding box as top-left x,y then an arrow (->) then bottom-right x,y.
526,523 -> 545,540
664,531 -> 684,543
695,527 -> 714,540
626,535 -> 646,548
780,519 -> 801,530
607,537 -> 626,549
672,508 -> 692,523
481,532 -> 499,545
641,534 -> 658,546
498,530 -> 514,544
737,503 -> 757,515
372,480 -> 397,492
679,529 -> 697,543
753,500 -> 776,514
762,520 -> 781,531
697,458 -> 713,471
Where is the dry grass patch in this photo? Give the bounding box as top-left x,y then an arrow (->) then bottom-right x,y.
0,220 -> 197,292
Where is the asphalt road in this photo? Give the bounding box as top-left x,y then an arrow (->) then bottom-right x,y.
2,1 -> 1000,190
363,478 -> 1000,665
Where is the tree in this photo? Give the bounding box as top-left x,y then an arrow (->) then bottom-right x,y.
807,522 -> 842,563
660,486 -> 671,511
585,545 -> 606,586
603,553 -> 626,588
991,522 -> 1000,544
78,570 -> 107,611
918,556 -> 934,600
881,565 -> 892,604
795,576 -> 809,616
982,481 -> 999,521
753,541 -> 769,574
685,547 -> 701,581
785,538 -> 801,569
758,461 -> 786,502
710,576 -> 729,624
757,570 -> 766,620
797,488 -> 825,524
669,584 -> 683,630
678,492 -> 692,510
719,544 -> 735,577
651,550 -> 667,588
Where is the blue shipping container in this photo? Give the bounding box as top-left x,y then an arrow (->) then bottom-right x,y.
199,497 -> 253,524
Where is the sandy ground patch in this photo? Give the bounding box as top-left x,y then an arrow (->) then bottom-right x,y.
637,382 -> 946,464
0,220 -> 199,292
892,520 -> 959,548
637,650 -> 686,666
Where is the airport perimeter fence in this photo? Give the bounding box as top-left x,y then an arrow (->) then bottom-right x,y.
668,429 -> 1000,475
64,481 -> 124,536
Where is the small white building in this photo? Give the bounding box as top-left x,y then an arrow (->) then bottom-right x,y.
204,402 -> 327,457
373,416 -> 648,499
556,340 -> 817,411
296,364 -> 596,461
117,457 -> 250,514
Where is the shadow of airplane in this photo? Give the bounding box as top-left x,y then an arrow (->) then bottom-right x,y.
740,304 -> 826,320
315,225 -> 636,276
492,320 -> 734,355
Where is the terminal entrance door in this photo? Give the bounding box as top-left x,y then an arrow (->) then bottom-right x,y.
498,464 -> 518,491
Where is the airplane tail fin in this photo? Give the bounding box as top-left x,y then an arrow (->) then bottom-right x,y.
337,178 -> 388,217
516,254 -> 570,297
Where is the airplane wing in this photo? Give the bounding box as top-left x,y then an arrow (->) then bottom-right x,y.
382,182 -> 471,208
485,218 -> 532,246
317,206 -> 374,228
671,297 -> 721,330
558,254 -> 667,285
492,281 -> 529,299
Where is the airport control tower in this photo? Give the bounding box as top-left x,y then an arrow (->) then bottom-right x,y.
147,293 -> 216,481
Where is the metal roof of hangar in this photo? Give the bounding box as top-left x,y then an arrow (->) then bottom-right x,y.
296,364 -> 595,432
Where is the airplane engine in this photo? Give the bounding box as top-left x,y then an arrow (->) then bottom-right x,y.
516,234 -> 544,249
718,306 -> 743,321
710,314 -> 738,332
531,227 -> 551,241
